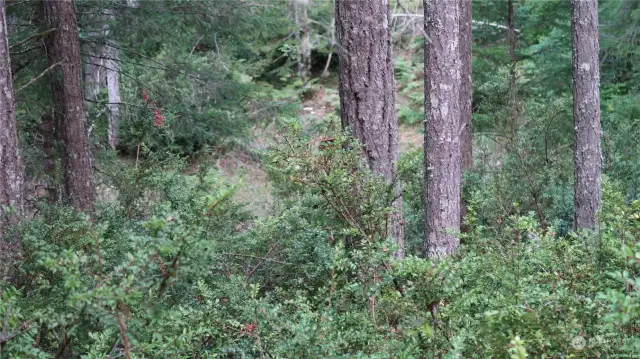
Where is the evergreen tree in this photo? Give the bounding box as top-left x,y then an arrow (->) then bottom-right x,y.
43,0 -> 94,212
572,0 -> 602,230
0,0 -> 25,276
336,0 -> 405,258
424,0 -> 461,258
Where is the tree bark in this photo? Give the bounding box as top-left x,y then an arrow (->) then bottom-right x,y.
424,0 -> 461,258
0,0 -> 25,279
336,0 -> 405,258
572,0 -> 601,230
0,0 -> 25,228
43,0 -> 94,213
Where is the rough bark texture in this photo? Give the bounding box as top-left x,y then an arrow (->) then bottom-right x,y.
0,0 -> 24,227
0,0 -> 25,279
336,0 -> 405,258
424,0 -> 461,259
44,0 -> 94,213
572,0 -> 602,230
460,0 -> 472,172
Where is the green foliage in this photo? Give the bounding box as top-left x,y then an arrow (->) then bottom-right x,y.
4,124 -> 639,358
4,0 -> 640,358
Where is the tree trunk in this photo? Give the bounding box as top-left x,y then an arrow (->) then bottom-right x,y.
572,0 -> 601,230
424,0 -> 461,259
336,0 -> 405,258
84,38 -> 105,102
459,0 -> 472,232
293,0 -> 311,84
0,0 -> 24,227
84,7 -> 120,149
43,0 -> 94,213
104,8 -> 121,149
0,0 -> 25,278
106,43 -> 121,149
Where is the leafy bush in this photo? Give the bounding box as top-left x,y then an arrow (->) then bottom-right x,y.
2,124 -> 640,359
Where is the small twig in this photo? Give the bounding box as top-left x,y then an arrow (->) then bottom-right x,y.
321,1 -> 335,78
0,304 -> 33,347
16,62 -> 61,93
395,1 -> 430,43
190,34 -> 204,56
106,337 -> 121,358
244,245 -> 277,282
135,140 -> 141,169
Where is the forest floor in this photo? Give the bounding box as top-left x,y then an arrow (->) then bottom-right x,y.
217,86 -> 423,215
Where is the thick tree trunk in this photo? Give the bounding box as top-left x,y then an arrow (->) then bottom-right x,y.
0,0 -> 25,277
43,0 -> 94,213
424,0 -> 461,259
336,0 -> 405,258
572,0 -> 601,230
0,0 -> 24,226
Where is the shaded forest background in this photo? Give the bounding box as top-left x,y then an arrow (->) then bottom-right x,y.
0,0 -> 639,358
